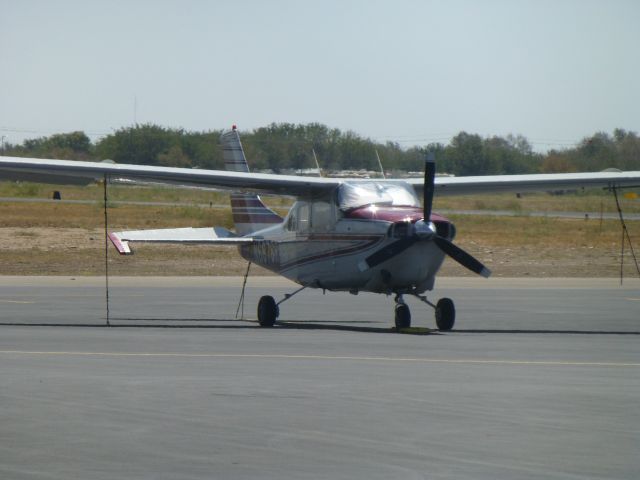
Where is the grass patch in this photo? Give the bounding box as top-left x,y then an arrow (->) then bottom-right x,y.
1,182 -> 639,277
13,230 -> 39,238
0,181 -> 293,207
434,190 -> 640,214
2,181 -> 639,213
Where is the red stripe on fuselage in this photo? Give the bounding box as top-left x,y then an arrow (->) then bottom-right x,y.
344,206 -> 450,223
279,237 -> 383,271
241,234 -> 384,273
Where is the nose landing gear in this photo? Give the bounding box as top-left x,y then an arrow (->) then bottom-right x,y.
393,292 -> 456,331
394,294 -> 411,329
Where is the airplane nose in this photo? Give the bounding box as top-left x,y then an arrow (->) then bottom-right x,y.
414,219 -> 436,239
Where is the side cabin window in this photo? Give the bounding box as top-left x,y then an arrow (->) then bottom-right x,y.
285,200 -> 335,234
298,203 -> 310,232
286,201 -> 310,233
310,201 -> 333,233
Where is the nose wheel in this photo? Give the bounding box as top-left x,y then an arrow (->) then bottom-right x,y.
393,294 -> 412,329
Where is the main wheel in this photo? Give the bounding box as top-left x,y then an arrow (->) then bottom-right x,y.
394,303 -> 411,329
435,297 -> 455,331
257,295 -> 278,327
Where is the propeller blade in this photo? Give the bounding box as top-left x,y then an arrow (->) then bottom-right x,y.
433,236 -> 491,278
359,237 -> 417,271
423,152 -> 435,222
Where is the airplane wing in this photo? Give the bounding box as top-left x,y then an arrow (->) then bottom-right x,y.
0,156 -> 341,197
108,226 -> 258,255
1,155 -> 639,197
409,171 -> 640,196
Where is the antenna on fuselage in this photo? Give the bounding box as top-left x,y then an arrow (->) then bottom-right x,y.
312,149 -> 324,177
375,149 -> 386,179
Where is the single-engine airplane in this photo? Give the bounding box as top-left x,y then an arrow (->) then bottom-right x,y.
1,126 -> 639,329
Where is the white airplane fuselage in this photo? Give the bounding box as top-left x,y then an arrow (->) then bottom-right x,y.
238,202 -> 451,295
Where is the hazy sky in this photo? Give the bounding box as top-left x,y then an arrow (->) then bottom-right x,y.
1,0 -> 638,151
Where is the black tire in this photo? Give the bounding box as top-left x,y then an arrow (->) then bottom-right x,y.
257,295 -> 278,327
394,303 -> 411,329
435,297 -> 455,331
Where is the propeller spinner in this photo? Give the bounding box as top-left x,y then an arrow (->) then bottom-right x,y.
361,153 -> 491,278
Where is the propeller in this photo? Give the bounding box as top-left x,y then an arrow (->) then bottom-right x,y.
432,236 -> 491,278
423,152 -> 435,222
360,153 -> 491,278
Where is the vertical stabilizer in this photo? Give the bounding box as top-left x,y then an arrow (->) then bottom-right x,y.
221,126 -> 282,235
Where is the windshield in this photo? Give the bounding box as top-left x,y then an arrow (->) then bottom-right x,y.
338,181 -> 420,210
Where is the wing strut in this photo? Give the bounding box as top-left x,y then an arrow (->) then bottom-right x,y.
235,261 -> 252,320
612,186 -> 640,284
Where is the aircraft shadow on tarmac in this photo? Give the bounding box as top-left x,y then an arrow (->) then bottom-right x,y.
2,319 -> 639,335
0,317 -> 434,335
453,329 -> 640,335
111,318 -> 435,335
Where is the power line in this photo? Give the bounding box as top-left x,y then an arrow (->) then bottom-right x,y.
0,126 -> 110,138
0,125 -> 603,151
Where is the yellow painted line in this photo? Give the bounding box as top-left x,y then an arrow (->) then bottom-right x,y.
625,298 -> 640,301
0,350 -> 637,367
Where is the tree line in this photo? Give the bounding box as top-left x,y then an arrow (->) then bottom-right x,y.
2,123 -> 639,176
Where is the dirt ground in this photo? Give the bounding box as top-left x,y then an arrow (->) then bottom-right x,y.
1,225 -> 638,278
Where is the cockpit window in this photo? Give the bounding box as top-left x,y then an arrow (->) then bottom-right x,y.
337,181 -> 420,211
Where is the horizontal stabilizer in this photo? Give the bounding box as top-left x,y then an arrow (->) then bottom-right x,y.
108,227 -> 256,255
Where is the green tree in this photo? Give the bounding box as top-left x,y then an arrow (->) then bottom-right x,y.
14,131 -> 93,160
540,150 -> 577,173
575,132 -> 617,171
157,145 -> 191,168
96,124 -> 180,165
445,132 -> 484,175
613,129 -> 640,171
7,123 -> 639,176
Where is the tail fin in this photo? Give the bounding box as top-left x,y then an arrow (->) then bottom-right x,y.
220,126 -> 282,235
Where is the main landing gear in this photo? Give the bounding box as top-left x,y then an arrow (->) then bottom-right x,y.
257,295 -> 278,327
393,293 -> 456,331
257,285 -> 308,327
256,286 -> 455,330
